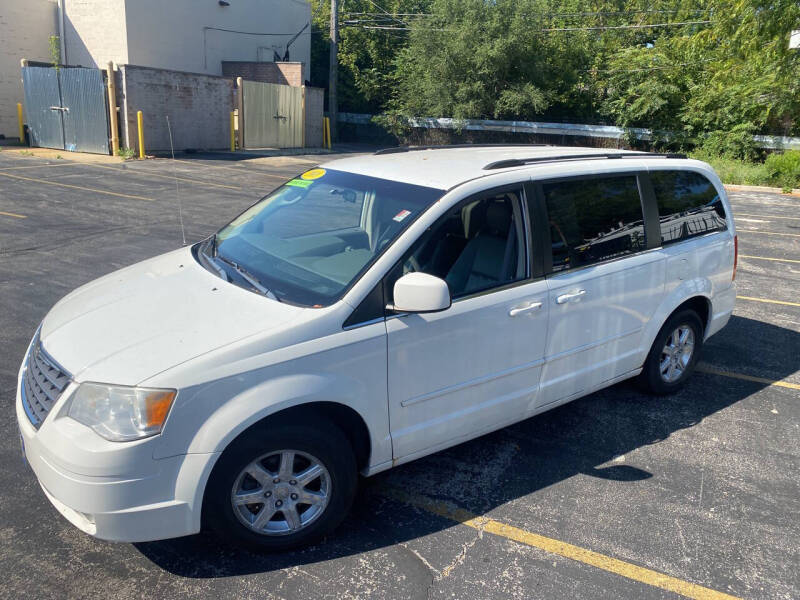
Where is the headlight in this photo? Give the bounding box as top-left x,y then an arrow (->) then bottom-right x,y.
67,382 -> 176,442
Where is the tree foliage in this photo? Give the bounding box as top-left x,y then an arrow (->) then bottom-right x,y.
312,0 -> 800,144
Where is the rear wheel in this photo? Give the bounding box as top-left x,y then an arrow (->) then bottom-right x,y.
204,418 -> 357,551
639,310 -> 704,395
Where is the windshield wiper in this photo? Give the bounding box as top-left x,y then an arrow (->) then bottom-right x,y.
214,253 -> 281,302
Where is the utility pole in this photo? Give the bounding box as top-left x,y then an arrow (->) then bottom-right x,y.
328,0 -> 338,143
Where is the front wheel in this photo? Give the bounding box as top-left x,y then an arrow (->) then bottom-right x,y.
204,418 -> 358,551
639,309 -> 704,395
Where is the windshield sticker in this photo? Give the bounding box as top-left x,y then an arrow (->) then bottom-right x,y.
393,209 -> 412,222
286,179 -> 314,188
300,168 -> 326,180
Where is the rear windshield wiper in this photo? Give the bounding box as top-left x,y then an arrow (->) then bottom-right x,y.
214,253 -> 281,302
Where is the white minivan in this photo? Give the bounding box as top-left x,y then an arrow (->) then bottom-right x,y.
17,146 -> 737,550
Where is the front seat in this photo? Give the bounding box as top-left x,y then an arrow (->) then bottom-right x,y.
446,201 -> 516,297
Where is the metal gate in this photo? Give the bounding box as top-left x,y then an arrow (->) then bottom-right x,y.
22,66 -> 110,154
241,81 -> 304,149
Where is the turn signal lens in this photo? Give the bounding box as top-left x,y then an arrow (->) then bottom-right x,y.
732,235 -> 738,281
145,391 -> 176,428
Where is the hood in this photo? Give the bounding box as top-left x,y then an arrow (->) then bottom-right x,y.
40,246 -> 304,384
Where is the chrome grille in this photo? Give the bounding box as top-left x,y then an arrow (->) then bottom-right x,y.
21,333 -> 71,428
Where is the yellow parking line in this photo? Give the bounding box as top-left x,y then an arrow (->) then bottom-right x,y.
385,489 -> 740,600
737,295 -> 800,307
86,163 -> 242,190
0,210 -> 27,219
172,158 -> 253,173
739,255 -> 800,264
171,157 -> 303,180
697,363 -> 800,390
0,171 -> 154,202
730,202 -> 799,209
735,213 -> 800,221
736,229 -> 800,238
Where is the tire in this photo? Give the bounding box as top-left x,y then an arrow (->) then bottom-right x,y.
638,309 -> 704,395
204,416 -> 358,551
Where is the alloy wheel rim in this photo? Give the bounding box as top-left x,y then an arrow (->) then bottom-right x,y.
659,324 -> 695,383
231,449 -> 331,536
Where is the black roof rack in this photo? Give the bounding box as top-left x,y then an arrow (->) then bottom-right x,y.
374,143 -> 551,156
483,152 -> 687,170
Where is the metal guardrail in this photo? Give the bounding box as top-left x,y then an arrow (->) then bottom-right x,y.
337,113 -> 800,150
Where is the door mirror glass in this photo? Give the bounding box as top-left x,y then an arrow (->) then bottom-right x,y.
391,272 -> 451,313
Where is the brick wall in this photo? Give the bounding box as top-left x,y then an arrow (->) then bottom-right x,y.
117,65 -> 234,152
304,87 -> 324,147
0,0 -> 57,138
222,61 -> 304,87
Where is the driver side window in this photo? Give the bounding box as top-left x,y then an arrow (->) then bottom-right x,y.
386,188 -> 527,302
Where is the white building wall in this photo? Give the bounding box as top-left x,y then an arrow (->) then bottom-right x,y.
63,0 -> 129,68
65,0 -> 311,77
0,0 -> 58,138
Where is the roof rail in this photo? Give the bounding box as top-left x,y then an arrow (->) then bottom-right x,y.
483,152 -> 687,170
374,143 -> 551,156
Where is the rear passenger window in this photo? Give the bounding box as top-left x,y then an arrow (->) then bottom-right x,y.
543,176 -> 646,272
650,170 -> 726,245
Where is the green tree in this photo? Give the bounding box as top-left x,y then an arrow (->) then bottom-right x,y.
309,0 -> 432,113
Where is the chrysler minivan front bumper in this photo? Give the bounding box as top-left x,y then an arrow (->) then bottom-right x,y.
16,367 -> 217,542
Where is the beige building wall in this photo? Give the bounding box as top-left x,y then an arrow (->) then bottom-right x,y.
0,0 -> 58,138
63,0 -> 129,68
64,0 -> 311,77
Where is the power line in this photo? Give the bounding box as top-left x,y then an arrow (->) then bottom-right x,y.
542,20 -> 712,32
362,0 -> 407,26
343,20 -> 713,33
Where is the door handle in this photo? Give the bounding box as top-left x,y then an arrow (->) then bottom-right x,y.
556,289 -> 587,304
509,301 -> 543,317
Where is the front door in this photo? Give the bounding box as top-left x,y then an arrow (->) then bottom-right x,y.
537,174 -> 665,406
386,186 -> 550,460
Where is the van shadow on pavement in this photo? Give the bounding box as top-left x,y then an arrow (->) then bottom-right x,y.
135,315 -> 798,577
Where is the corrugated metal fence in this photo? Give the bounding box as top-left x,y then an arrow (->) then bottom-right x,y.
241,81 -> 304,149
22,65 -> 110,154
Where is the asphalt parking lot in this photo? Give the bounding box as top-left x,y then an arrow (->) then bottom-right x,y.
1,148 -> 798,600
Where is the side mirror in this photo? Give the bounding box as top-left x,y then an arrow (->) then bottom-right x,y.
390,272 -> 451,313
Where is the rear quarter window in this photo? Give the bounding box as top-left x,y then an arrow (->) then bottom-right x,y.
650,170 -> 727,245
543,175 -> 646,272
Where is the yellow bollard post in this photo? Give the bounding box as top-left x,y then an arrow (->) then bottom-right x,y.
106,62 -> 120,156
230,111 -> 236,152
17,103 -> 24,143
323,117 -> 331,149
137,111 -> 145,159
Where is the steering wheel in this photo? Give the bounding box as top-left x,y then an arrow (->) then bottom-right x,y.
405,254 -> 422,273
374,225 -> 397,252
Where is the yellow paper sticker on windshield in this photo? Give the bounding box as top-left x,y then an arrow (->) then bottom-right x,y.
301,168 -> 326,180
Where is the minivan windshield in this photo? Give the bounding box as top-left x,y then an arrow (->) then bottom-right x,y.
200,168 -> 444,307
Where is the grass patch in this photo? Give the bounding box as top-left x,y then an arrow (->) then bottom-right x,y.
690,150 -> 799,191
116,147 -> 136,160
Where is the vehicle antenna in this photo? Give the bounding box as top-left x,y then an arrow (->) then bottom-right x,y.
165,115 -> 187,246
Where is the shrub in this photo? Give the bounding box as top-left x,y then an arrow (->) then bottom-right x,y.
697,124 -> 760,162
764,150 -> 800,190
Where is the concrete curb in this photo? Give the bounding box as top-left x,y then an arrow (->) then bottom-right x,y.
0,146 -> 125,164
724,184 -> 800,197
